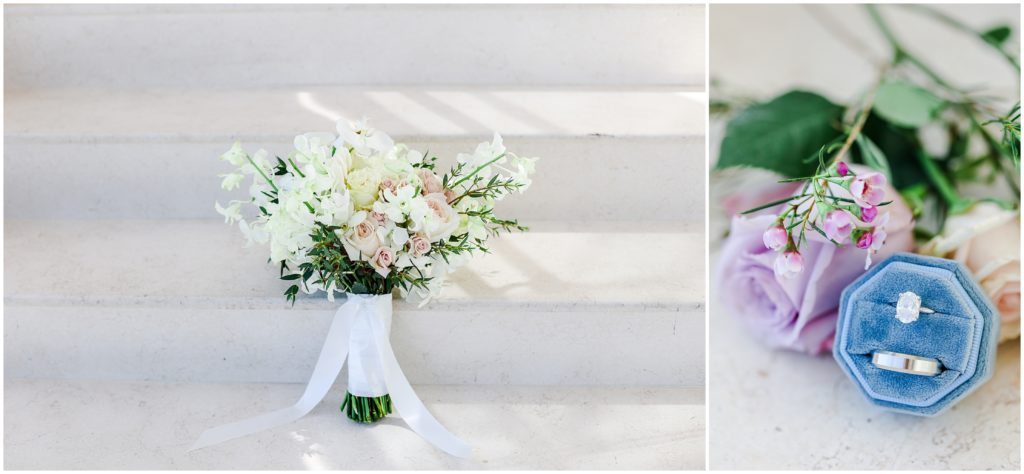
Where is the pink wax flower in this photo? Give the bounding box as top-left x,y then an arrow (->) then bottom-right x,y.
715,168 -> 914,355
856,231 -> 873,249
850,172 -> 887,207
860,205 -> 877,223
762,225 -> 788,251
822,209 -> 854,243
774,250 -> 804,278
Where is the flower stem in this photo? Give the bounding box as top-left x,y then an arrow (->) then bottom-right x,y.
914,149 -> 963,208
247,154 -> 278,193
450,153 -> 506,188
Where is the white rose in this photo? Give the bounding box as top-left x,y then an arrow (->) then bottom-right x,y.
345,212 -> 382,258
346,167 -> 381,210
921,202 -> 1020,342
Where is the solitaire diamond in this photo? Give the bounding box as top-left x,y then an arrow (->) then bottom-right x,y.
896,291 -> 922,324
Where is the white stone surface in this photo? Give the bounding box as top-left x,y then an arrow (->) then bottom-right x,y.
708,251 -> 1020,470
4,87 -> 705,221
5,220 -> 705,386
711,4 -> 1019,102
3,379 -> 705,470
4,4 -> 704,89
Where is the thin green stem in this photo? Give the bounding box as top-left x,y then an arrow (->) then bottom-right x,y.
246,154 -> 279,193
915,150 -> 962,207
450,153 -> 506,188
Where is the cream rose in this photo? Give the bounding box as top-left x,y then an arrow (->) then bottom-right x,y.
345,212 -> 381,258
370,247 -> 395,277
422,193 -> 460,241
346,167 -> 381,210
921,202 -> 1021,342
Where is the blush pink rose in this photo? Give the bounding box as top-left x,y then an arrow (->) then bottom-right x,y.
417,169 -> 444,195
409,233 -> 431,257
370,247 -> 395,277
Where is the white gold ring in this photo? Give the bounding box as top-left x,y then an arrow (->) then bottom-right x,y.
871,350 -> 942,376
895,291 -> 934,324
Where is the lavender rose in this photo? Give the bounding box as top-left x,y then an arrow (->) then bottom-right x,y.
715,170 -> 914,354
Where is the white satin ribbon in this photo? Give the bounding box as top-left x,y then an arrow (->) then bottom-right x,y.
190,293 -> 472,458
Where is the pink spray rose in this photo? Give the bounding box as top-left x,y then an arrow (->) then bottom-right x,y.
716,167 -> 914,354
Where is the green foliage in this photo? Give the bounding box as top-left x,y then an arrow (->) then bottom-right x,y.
717,91 -> 844,177
873,80 -> 946,128
981,25 -> 1012,47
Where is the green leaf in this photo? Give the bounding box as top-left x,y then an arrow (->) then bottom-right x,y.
861,113 -> 927,189
981,25 -> 1012,46
855,134 -> 892,181
716,90 -> 844,177
873,80 -> 946,128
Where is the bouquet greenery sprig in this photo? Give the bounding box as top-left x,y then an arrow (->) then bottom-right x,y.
715,4 -> 1020,277
216,119 -> 538,303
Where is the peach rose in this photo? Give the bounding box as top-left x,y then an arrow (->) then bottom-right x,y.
417,169 -> 444,195
409,233 -> 431,256
370,247 -> 395,277
921,202 -> 1021,342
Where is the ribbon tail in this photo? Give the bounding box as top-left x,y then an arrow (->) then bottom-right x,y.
367,314 -> 472,458
189,299 -> 357,451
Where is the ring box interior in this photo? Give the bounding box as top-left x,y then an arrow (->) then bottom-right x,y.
833,253 -> 999,416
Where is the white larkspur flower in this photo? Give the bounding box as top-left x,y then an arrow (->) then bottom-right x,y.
455,133 -> 507,180
293,132 -> 335,164
220,172 -> 245,191
220,141 -> 247,167
335,118 -> 395,158
374,184 -> 417,223
215,200 -> 243,224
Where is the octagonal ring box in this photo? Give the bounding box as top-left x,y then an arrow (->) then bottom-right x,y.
833,253 -> 999,416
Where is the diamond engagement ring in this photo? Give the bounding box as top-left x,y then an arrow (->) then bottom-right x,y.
872,351 -> 942,376
895,291 -> 934,324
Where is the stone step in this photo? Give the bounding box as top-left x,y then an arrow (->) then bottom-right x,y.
2,378 -> 705,469
4,219 -> 705,386
4,86 -> 706,221
4,4 -> 704,89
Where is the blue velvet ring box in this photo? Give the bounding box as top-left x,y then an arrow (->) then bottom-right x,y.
833,253 -> 999,416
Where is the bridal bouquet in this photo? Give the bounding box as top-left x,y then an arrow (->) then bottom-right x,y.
713,5 -> 1020,355
197,119 -> 536,456
215,120 -> 537,306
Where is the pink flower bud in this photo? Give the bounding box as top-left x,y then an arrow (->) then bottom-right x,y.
836,161 -> 849,177
856,231 -> 874,249
773,251 -> 804,278
860,205 -> 877,223
762,225 -> 788,251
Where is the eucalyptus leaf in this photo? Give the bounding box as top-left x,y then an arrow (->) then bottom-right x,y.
873,80 -> 946,128
717,90 -> 844,177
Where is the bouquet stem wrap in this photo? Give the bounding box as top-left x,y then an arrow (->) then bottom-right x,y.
190,293 -> 471,458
